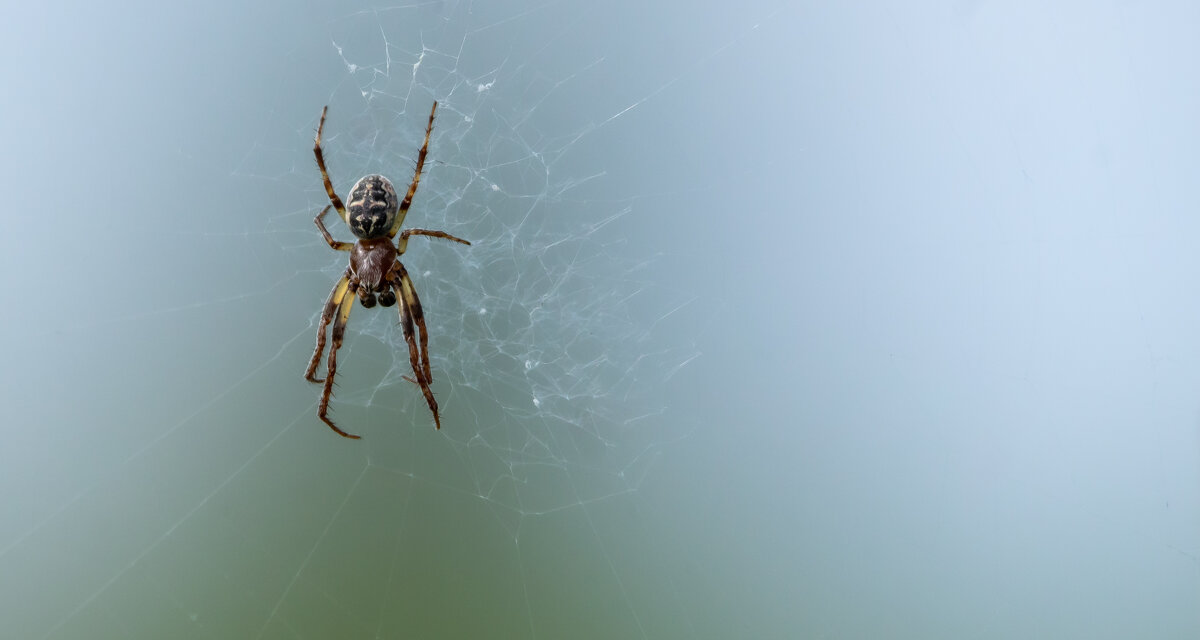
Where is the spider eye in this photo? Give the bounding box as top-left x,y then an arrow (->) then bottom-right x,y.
360,292 -> 378,308
379,289 -> 397,307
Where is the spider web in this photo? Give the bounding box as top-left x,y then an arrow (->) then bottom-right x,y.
0,1 -> 733,637
232,4 -> 710,633
5,2 -> 1200,638
243,3 -> 721,632
289,6 -> 699,528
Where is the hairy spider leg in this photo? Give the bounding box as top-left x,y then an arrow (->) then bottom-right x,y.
388,100 -> 438,239
395,228 -> 471,256
304,273 -> 351,383
314,106 -> 349,225
395,263 -> 442,429
396,263 -> 432,385
318,283 -> 362,439
314,205 -> 353,251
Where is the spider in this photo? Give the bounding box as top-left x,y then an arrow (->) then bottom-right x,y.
304,101 -> 469,439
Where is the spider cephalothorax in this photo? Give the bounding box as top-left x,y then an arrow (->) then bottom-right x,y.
349,238 -> 397,308
304,101 -> 470,439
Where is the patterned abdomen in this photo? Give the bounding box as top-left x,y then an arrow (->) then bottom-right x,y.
346,174 -> 399,239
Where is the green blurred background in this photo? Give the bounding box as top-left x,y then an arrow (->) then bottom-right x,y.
1,1 -> 1198,638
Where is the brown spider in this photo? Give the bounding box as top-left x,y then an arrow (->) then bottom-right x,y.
304,101 -> 469,439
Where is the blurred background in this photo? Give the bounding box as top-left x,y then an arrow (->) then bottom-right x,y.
1,0 -> 1198,638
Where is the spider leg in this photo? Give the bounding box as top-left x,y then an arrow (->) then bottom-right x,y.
394,263 -> 442,429
397,263 -> 433,385
317,282 -> 362,439
395,228 -> 471,256
315,205 -> 352,251
314,106 -> 349,225
387,100 -> 438,239
304,273 -> 351,383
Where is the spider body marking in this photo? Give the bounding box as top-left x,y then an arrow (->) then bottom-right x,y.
346,174 -> 399,239
304,101 -> 470,439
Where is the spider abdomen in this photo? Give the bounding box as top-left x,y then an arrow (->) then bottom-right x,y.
346,174 -> 399,239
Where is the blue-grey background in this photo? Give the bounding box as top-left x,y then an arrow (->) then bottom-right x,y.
2,1 -> 1198,638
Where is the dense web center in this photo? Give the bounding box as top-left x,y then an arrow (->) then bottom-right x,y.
290,6 -> 697,528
